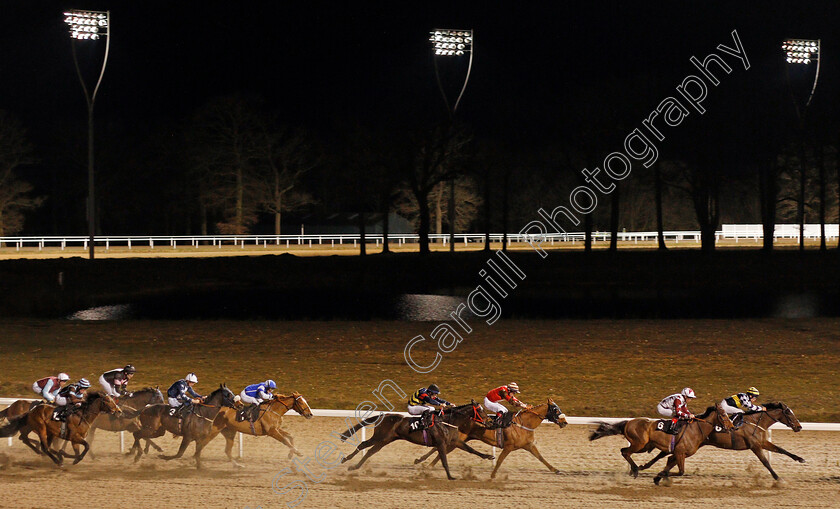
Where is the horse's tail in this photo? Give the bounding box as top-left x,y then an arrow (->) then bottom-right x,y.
338,415 -> 381,442
0,413 -> 28,437
589,420 -> 628,441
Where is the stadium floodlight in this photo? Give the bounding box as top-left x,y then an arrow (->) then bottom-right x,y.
782,39 -> 819,65
429,29 -> 475,253
429,28 -> 474,113
64,9 -> 111,260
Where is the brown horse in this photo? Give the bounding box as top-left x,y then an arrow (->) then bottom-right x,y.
589,402 -> 734,484
339,401 -> 494,480
0,392 -> 121,465
0,399 -> 42,423
129,384 -> 236,469
416,399 -> 568,478
85,386 -> 166,459
637,402 -> 805,480
195,392 -> 314,466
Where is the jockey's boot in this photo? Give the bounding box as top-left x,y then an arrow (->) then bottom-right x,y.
248,403 -> 261,422
731,413 -> 743,429
421,410 -> 434,429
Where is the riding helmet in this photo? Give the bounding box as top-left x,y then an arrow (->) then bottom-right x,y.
78,378 -> 91,388
124,364 -> 136,374
427,384 -> 440,394
746,387 -> 760,396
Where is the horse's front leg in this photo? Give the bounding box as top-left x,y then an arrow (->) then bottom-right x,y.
762,441 -> 806,463
639,450 -> 669,471
653,454 -> 680,485
159,434 -> 192,460
523,442 -> 559,474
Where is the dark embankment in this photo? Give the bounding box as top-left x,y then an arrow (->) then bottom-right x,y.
0,250 -> 838,319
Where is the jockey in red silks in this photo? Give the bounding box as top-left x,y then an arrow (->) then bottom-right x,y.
484,382 -> 527,421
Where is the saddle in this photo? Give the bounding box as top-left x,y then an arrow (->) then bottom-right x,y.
487,412 -> 514,430
408,411 -> 437,432
655,419 -> 682,435
236,404 -> 262,423
168,404 -> 194,420
52,406 -> 75,422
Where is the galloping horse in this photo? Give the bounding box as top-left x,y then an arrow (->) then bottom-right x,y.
339,401 -> 493,480
0,399 -> 42,423
83,387 -> 166,459
196,392 -> 314,466
416,399 -> 568,479
0,392 -> 121,465
129,384 -> 236,469
637,402 -> 805,480
590,402 -> 734,484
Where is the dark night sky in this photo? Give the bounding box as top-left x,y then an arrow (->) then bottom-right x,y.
3,1 -> 839,143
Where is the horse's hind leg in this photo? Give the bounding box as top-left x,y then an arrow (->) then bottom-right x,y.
621,443 -> 646,478
452,438 -> 494,461
762,441 -> 806,463
37,429 -> 62,465
435,441 -> 456,480
415,448 -> 437,464
341,436 -> 378,464
639,450 -> 669,471
160,434 -> 191,460
523,442 -> 560,474
348,440 -> 391,471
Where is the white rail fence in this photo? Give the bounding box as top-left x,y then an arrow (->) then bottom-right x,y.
3,399 -> 838,459
0,224 -> 837,252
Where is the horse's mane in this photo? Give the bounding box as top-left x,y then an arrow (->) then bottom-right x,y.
82,391 -> 109,407
763,402 -> 785,410
695,405 -> 717,419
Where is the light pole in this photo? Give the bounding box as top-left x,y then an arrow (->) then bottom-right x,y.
429,29 -> 473,253
782,38 -> 820,252
64,10 -> 110,260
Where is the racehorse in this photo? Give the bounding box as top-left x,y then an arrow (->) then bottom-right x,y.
195,392 -> 314,466
129,384 -> 236,469
415,399 -> 568,479
0,391 -> 121,466
636,402 -> 805,480
85,386 -> 166,459
0,399 -> 42,423
339,401 -> 494,480
589,402 -> 734,484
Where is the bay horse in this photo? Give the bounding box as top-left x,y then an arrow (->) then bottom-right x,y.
129,384 -> 236,469
416,399 -> 568,479
195,392 -> 314,466
637,402 -> 805,480
0,391 -> 121,466
86,386 -> 166,459
0,399 -> 42,422
589,402 -> 734,484
339,401 -> 494,480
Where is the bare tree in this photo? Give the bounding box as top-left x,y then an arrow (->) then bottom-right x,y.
0,111 -> 41,237
395,175 -> 483,234
254,125 -> 318,235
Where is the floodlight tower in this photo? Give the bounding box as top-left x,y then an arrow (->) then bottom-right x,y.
782,38 -> 820,251
64,10 -> 110,260
429,29 -> 473,252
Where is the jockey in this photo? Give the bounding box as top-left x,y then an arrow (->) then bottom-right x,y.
32,373 -> 70,403
54,378 -> 91,408
241,380 -> 276,407
167,373 -> 203,408
720,387 -> 764,417
484,383 -> 527,420
406,384 -> 451,416
657,388 -> 696,433
99,364 -> 136,398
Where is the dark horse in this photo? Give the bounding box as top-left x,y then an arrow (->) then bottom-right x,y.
415,399 -> 568,479
129,384 -> 236,469
0,392 -> 121,465
589,402 -> 734,485
339,401 -> 493,480
82,387 -> 166,459
637,402 -> 805,480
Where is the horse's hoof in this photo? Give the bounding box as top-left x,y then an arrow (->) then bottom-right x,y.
797,458 -> 806,463
447,476 -> 457,481
553,469 -> 561,475
653,477 -> 661,485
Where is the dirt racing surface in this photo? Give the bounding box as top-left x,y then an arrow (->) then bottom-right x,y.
1,419 -> 838,509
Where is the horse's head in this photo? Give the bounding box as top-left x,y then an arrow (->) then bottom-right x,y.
766,402 -> 802,432
86,391 -> 122,415
152,386 -> 165,405
471,399 -> 489,424
546,398 -> 568,428
291,391 -> 313,419
208,383 -> 237,408
714,402 -> 735,431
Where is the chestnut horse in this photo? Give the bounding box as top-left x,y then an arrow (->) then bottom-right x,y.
590,402 -> 734,484
416,399 -> 568,478
0,399 -> 42,423
196,392 -> 314,466
0,392 -> 121,465
339,401 -> 493,480
129,384 -> 236,469
637,402 -> 805,480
